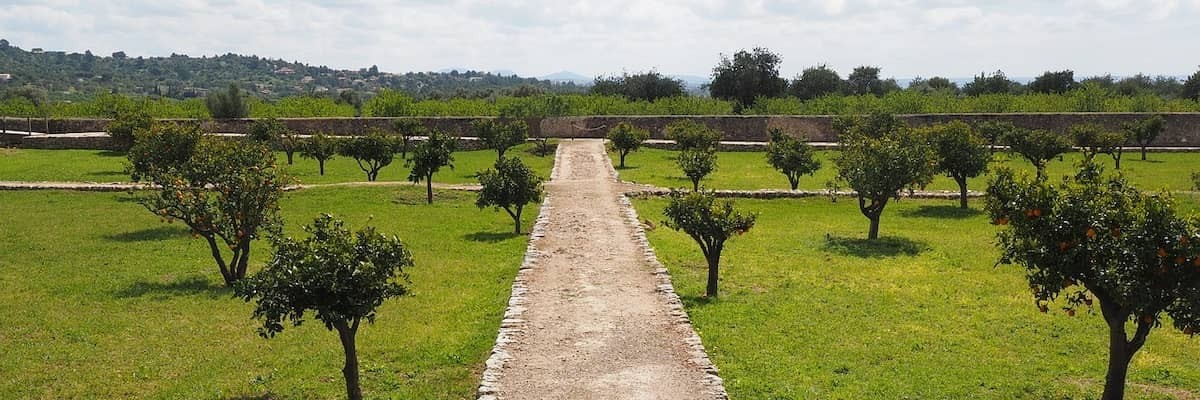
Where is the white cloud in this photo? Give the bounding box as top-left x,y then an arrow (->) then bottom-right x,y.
0,0 -> 1196,79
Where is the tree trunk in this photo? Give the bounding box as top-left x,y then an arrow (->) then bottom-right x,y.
319,160 -> 326,176
691,177 -> 700,191
203,235 -> 234,285
789,176 -> 799,191
1113,150 -> 1122,170
1140,146 -> 1147,161
956,176 -> 969,209
426,173 -> 434,204
1102,326 -> 1132,400
286,151 -> 294,165
335,321 -> 363,400
619,152 -> 627,168
511,205 -> 523,234
705,251 -> 721,298
868,216 -> 880,240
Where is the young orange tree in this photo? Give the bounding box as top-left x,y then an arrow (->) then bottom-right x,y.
476,157 -> 544,234
922,121 -> 990,209
237,214 -> 413,400
765,128 -> 821,191
987,162 -> 1200,400
662,190 -> 755,298
607,122 -> 650,168
833,112 -> 935,239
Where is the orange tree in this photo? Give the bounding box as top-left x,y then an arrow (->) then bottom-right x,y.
476,157 -> 544,234
1070,123 -> 1128,169
833,112 -> 935,239
922,121 -> 991,209
472,118 -> 528,160
986,162 -> 1200,400
662,190 -> 755,298
130,123 -> 286,285
765,128 -> 820,190
1123,115 -> 1166,161
606,122 -> 650,168
237,214 -> 413,400
407,131 -> 457,204
339,130 -> 400,182
1003,128 -> 1072,178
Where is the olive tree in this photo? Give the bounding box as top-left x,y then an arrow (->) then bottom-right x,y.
236,214 -> 413,400
1003,128 -> 1072,179
922,121 -> 991,209
476,157 -> 544,234
130,123 -> 285,285
606,122 -> 650,168
678,149 -> 716,191
986,163 -> 1200,400
666,120 -> 721,152
708,47 -> 788,109
301,132 -> 339,175
473,118 -> 528,160
1071,123 -> 1129,169
407,131 -> 457,204
765,129 -> 820,190
1123,115 -> 1166,161
662,190 -> 756,298
339,131 -> 399,182
833,112 -> 935,240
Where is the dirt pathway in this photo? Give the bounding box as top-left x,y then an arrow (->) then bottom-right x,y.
483,140 -> 723,399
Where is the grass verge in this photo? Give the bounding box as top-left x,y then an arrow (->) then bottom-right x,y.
634,195 -> 1200,399
0,186 -> 536,399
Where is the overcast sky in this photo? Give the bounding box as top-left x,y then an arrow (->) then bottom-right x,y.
1,0 -> 1198,80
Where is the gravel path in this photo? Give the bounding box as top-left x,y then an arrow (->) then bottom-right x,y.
487,140 -> 721,399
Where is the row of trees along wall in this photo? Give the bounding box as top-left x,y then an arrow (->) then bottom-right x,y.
6,113 -> 1200,147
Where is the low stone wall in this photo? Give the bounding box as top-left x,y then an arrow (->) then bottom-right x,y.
8,113 -> 1200,147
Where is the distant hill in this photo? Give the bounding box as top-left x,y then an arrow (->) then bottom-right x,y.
538,71 -> 592,85
0,40 -> 584,101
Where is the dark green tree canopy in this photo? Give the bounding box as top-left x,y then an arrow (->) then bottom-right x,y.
665,120 -> 721,152
963,70 -> 1019,96
662,190 -> 756,298
606,122 -> 651,168
765,129 -> 821,190
907,76 -> 959,94
476,157 -> 545,234
236,214 -> 412,400
1029,70 -> 1077,94
301,132 -> 340,175
472,118 -> 529,159
1003,128 -> 1072,178
708,47 -> 788,108
845,66 -> 889,96
338,131 -> 400,182
1182,68 -> 1200,101
130,124 -> 286,285
1123,115 -> 1167,161
246,117 -> 288,143
678,149 -> 717,192
833,112 -> 936,239
1070,123 -> 1126,160
921,121 -> 991,208
788,65 -> 842,100
205,83 -> 249,119
407,131 -> 457,204
591,71 -> 685,101
986,164 -> 1200,400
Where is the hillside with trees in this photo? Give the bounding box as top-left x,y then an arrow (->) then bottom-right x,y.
0,39 -> 583,102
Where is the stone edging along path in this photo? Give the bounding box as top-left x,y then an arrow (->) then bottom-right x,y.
477,140 -> 726,399
476,143 -> 561,400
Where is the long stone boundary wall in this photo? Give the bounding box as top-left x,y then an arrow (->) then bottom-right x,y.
5,113 -> 1200,147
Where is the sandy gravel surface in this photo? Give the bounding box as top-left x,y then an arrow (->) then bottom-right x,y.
493,140 -> 718,399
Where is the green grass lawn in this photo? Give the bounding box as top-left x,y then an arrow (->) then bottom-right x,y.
634,195 -> 1200,399
0,143 -> 555,185
0,186 -> 537,399
614,148 -> 1200,192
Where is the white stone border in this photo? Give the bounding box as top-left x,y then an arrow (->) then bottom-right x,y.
604,140 -> 731,399
476,143 -> 562,400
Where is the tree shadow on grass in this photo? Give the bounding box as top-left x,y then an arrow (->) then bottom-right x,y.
899,205 -> 983,219
104,226 -> 190,242
463,231 -> 522,243
679,293 -> 717,309
822,235 -> 928,258
85,170 -> 126,178
614,165 -> 641,171
114,275 -> 228,299
98,150 -> 126,157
